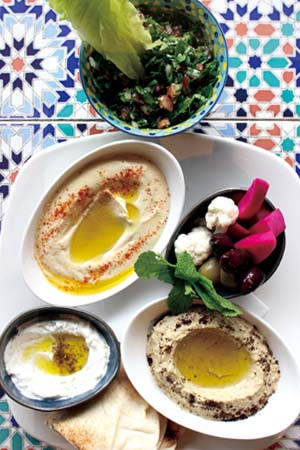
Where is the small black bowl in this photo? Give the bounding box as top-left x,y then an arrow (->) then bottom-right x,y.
0,307 -> 120,411
165,188 -> 286,298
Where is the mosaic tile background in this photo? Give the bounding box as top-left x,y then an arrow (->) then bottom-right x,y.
1,3 -> 297,177
0,0 -> 299,120
1,0 -> 300,449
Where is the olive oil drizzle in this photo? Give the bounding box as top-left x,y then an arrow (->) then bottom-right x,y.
23,333 -> 89,376
70,189 -> 139,263
174,328 -> 253,388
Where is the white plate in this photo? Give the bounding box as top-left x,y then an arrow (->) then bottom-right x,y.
21,139 -> 185,306
1,131 -> 300,450
122,297 -> 300,440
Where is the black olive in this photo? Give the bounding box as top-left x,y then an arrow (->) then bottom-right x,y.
220,248 -> 252,275
240,267 -> 266,294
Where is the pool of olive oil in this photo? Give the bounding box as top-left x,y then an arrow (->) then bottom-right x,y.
45,190 -> 139,294
174,328 -> 252,388
22,333 -> 89,376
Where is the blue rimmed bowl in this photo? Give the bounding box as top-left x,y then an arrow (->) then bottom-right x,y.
0,308 -> 120,411
80,0 -> 228,138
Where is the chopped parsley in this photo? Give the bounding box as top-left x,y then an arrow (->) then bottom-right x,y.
88,9 -> 219,129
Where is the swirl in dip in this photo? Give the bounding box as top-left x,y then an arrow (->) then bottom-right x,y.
34,154 -> 170,294
147,306 -> 280,421
4,317 -> 110,399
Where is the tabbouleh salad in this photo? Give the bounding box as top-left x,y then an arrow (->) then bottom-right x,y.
89,10 -> 219,129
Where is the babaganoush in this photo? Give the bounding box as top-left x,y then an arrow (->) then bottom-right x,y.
35,154 -> 170,294
4,317 -> 110,399
146,306 -> 280,421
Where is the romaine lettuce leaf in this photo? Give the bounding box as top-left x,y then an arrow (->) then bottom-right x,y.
50,0 -> 153,79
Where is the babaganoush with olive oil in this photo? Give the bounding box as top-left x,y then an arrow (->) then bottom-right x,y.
4,318 -> 109,399
146,306 -> 280,421
34,154 -> 170,295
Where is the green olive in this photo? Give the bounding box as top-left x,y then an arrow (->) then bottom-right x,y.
220,268 -> 239,288
199,257 -> 220,284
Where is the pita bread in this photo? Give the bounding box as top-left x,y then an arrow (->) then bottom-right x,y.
159,421 -> 183,450
47,370 -> 179,450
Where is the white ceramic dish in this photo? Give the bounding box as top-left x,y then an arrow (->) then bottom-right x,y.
1,131 -> 300,450
21,139 -> 185,307
122,297 -> 300,441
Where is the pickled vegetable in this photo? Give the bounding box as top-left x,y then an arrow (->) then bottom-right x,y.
210,233 -> 233,259
227,222 -> 249,241
238,178 -> 269,221
235,230 -> 276,264
249,209 -> 285,237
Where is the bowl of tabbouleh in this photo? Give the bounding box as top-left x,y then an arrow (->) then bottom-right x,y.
79,0 -> 228,137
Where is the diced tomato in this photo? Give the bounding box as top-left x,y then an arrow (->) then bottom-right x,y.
183,75 -> 190,94
157,118 -> 170,129
158,95 -> 174,112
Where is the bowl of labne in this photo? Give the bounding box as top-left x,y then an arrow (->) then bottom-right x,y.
122,297 -> 300,440
21,139 -> 185,306
0,307 -> 120,411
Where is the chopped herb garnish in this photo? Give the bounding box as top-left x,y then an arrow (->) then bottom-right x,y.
89,9 -> 219,129
134,251 -> 241,316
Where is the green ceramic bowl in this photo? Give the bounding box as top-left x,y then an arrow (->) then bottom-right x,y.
80,0 -> 228,138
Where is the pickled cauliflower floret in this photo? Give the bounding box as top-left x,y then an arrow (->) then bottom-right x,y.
174,226 -> 212,266
205,196 -> 239,233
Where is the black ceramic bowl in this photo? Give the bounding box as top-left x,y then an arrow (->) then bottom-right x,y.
165,188 -> 286,298
0,307 -> 120,411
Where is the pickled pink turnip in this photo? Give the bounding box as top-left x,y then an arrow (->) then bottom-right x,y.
235,230 -> 276,264
249,209 -> 286,237
210,233 -> 233,258
238,178 -> 269,221
227,222 -> 249,240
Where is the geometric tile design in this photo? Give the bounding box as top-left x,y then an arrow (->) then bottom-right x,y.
205,0 -> 300,119
0,0 -> 86,119
1,1 -> 300,449
0,0 -> 299,119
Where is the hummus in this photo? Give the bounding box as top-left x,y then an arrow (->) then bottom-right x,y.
147,306 -> 280,421
4,318 -> 110,399
35,154 -> 170,294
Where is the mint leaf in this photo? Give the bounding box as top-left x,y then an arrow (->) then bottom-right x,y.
175,251 -> 200,283
135,250 -> 241,317
134,251 -> 175,284
192,283 -> 241,317
197,271 -> 215,290
192,283 -> 223,313
184,283 -> 196,297
212,293 -> 241,316
167,279 -> 194,314
196,272 -> 241,315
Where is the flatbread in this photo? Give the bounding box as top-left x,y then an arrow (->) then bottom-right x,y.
47,370 -> 179,450
159,421 -> 183,450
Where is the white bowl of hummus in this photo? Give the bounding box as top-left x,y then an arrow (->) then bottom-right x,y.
21,139 -> 185,306
0,307 -> 120,411
122,298 -> 300,440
